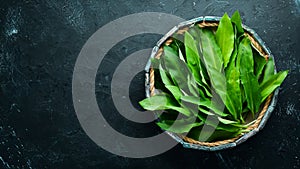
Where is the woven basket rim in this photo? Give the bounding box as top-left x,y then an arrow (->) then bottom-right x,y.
144,16 -> 278,151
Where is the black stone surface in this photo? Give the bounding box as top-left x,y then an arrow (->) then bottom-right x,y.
0,0 -> 299,168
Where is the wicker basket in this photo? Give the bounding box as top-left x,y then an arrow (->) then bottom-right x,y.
144,16 -> 279,151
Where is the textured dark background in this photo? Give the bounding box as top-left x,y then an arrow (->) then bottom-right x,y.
0,0 -> 299,168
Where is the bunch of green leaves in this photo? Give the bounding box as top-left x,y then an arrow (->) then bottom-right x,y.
139,11 -> 288,142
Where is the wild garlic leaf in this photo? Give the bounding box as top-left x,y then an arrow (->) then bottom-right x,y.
231,10 -> 244,37
208,68 -> 227,104
157,117 -> 203,133
164,106 -> 192,117
188,128 -> 242,142
217,117 -> 238,125
261,57 -> 275,84
197,114 -> 241,132
169,38 -> 186,62
185,31 -> 202,82
188,26 -> 211,81
196,83 -> 212,98
163,46 -> 193,95
139,94 -> 171,111
199,106 -> 228,117
180,95 -> 204,105
181,96 -> 228,117
253,49 -> 267,79
199,28 -> 223,72
198,107 -> 216,116
216,13 -> 234,68
139,94 -> 191,116
225,66 -> 242,120
238,38 -> 254,71
260,70 -> 288,102
159,64 -> 183,101
185,30 -> 212,97
159,64 -> 173,86
165,85 -> 183,101
199,29 -> 227,104
224,29 -> 242,120
187,74 -> 199,96
238,37 -> 261,114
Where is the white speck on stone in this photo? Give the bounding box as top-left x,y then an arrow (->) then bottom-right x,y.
5,7 -> 22,38
286,103 -> 295,115
193,2 -> 196,6
6,28 -> 18,36
11,130 -> 16,137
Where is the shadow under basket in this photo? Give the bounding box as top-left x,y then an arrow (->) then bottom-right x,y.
144,16 -> 279,151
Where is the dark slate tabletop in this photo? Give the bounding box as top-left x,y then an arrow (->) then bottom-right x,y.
0,0 -> 299,168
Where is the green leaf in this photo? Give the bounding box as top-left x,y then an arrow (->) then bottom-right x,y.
188,127 -> 242,142
216,13 -> 234,68
217,117 -> 237,124
238,38 -> 254,71
238,37 -> 261,114
139,94 -> 172,110
225,65 -> 242,120
253,50 -> 267,79
209,68 -> 227,103
181,96 -> 228,117
159,64 -> 184,101
181,95 -> 203,105
185,31 -> 202,82
198,107 -> 216,116
157,117 -> 203,133
199,29 -> 227,104
224,29 -> 242,120
169,38 -> 186,62
189,26 -> 214,89
163,46 -> 194,95
197,114 -> 242,132
139,94 -> 191,116
199,110 -> 244,127
185,30 -> 212,97
159,64 -> 173,86
187,74 -> 199,96
165,106 -> 191,117
163,45 -> 209,99
165,85 -> 182,101
261,57 -> 275,84
260,70 -> 288,102
199,28 -> 223,72
231,10 -> 244,37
